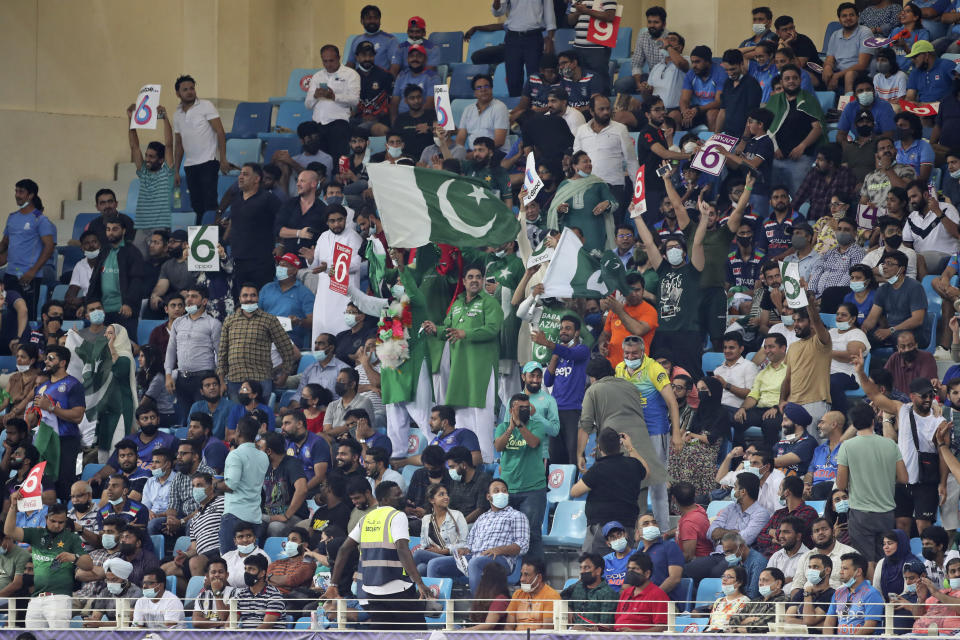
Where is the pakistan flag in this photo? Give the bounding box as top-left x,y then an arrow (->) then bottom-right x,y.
540,228 -> 629,299
367,164 -> 521,249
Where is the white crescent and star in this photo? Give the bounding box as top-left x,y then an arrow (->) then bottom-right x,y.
436,179 -> 495,235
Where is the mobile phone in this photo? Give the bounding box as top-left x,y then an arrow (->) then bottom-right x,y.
744,163 -> 761,177
888,593 -> 899,601
656,165 -> 671,178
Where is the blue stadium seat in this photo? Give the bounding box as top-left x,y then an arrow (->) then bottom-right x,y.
466,30 -> 505,61
0,357 -> 16,374
554,28 -> 576,51
173,535 -> 192,556
51,283 -> 68,301
80,463 -> 104,481
546,464 -> 577,503
264,536 -> 286,561
502,95 -> 522,110
617,58 -> 633,85
297,353 -> 316,373
822,21 -> 841,52
612,26 -> 633,60
430,31 -> 464,64
815,91 -> 836,113
369,136 -> 387,155
71,213 -> 98,240
225,138 -> 262,172
422,577 -> 453,626
543,500 -> 586,547
911,537 -> 923,557
677,576 -> 694,612
262,135 -> 301,165
200,210 -> 217,225
702,351 -> 724,374
151,534 -> 165,558
165,574 -> 176,594
277,389 -> 297,412
225,102 -> 273,139
269,68 -> 321,104
170,212 -> 194,232
268,101 -> 309,136
121,179 -> 140,215
450,63 -> 490,99
217,175 -> 237,201
137,319 -> 165,345
492,64 -> 509,98
57,245 -> 82,278
294,617 -> 313,630
706,500 -> 731,518
451,99 -> 472,128
401,464 -> 421,488
185,575 -> 205,605
846,352 -> 870,399
807,500 -> 827,515
407,432 -> 427,457
696,577 -> 723,606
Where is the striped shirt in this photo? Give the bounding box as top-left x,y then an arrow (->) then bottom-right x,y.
135,164 -> 174,229
195,585 -> 237,622
235,584 -> 285,627
189,495 -> 225,556
167,460 -> 215,517
573,0 -> 617,48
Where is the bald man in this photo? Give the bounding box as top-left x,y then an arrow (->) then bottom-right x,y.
804,411 -> 854,500
67,481 -> 104,550
277,169 -> 326,259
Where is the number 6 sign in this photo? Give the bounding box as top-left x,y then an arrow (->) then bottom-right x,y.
18,461 -> 46,513
330,243 -> 353,295
690,133 -> 739,177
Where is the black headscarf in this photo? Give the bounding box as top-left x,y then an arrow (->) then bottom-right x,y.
688,376 -> 729,444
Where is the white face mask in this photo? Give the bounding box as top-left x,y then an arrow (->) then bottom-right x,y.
752,23 -> 767,34
15,364 -> 29,373
666,247 -> 684,266
387,145 -> 403,158
951,168 -> 960,180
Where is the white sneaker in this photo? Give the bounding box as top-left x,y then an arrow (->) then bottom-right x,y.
935,346 -> 953,361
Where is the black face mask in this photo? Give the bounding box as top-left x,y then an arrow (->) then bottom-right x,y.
238,393 -> 252,405
885,234 -> 903,249
21,575 -> 33,590
9,459 -> 23,470
624,571 -> 645,587
517,406 -> 531,423
427,467 -> 445,479
736,236 -> 753,247
902,349 -> 918,363
856,124 -> 874,137
580,571 -> 596,585
243,572 -> 259,587
73,501 -> 90,513
334,382 -> 348,396
119,543 -> 137,555
139,424 -> 159,437
922,547 -> 939,561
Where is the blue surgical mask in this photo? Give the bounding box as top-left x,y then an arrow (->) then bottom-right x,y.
88,309 -> 105,325
849,281 -> 866,293
448,467 -> 462,482
102,534 -> 117,549
491,492 -> 509,509
152,467 -> 165,478
904,582 -> 917,593
835,499 -> 849,513
721,584 -> 736,596
312,349 -> 327,361
387,145 -> 403,158
837,321 -> 850,331
185,304 -> 199,315
391,284 -> 406,299
108,497 -> 123,506
725,553 -> 740,566
241,303 -> 258,313
950,578 -> 960,590
283,541 -> 301,556
237,543 -> 256,554
325,195 -> 343,207
192,487 -> 208,503
275,266 -> 289,280
624,357 -> 643,369
576,170 -> 590,178
887,273 -> 900,285
806,568 -> 823,585
343,312 -> 358,328
782,314 -> 795,326
143,588 -> 157,599
759,585 -> 772,597
610,537 -> 628,553
843,577 -> 857,588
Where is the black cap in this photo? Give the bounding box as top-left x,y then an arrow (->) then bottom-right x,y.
909,378 -> 935,395
355,40 -> 376,56
170,229 -> 188,242
855,109 -> 874,122
793,222 -> 814,236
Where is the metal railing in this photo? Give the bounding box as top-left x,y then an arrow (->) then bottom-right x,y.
9,595 -> 953,632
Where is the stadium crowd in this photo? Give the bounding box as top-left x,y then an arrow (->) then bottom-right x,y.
10,0 -> 960,632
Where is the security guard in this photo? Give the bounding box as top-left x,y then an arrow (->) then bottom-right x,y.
322,480 -> 433,629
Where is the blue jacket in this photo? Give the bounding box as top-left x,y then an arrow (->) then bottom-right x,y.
543,342 -> 590,410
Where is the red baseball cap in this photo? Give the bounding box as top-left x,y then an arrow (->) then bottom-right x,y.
408,44 -> 427,56
408,16 -> 425,30
276,253 -> 300,269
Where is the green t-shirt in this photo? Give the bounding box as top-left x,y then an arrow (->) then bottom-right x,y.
22,526 -> 87,596
640,268 -> 660,303
558,181 -> 617,254
494,417 -> 547,492
655,262 -> 701,333
0,544 -> 28,591
691,225 -> 734,289
836,434 -> 902,513
462,161 -> 511,202
101,245 -> 123,312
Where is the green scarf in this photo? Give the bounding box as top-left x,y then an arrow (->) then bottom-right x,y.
546,175 -> 617,251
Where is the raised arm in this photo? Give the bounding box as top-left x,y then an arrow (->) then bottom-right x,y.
633,211 -> 662,270
126,105 -> 144,170
690,200 -> 709,271
851,350 -> 900,415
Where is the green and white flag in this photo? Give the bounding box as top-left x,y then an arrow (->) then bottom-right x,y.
365,237 -> 387,296
65,331 -> 133,450
541,228 -> 629,298
367,164 -> 521,248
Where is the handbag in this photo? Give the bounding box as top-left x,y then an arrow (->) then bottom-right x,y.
910,410 -> 940,485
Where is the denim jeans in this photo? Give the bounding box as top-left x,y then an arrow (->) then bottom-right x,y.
426,554 -> 511,595
772,157 -> 813,197
510,488 -> 547,560
413,549 -> 446,576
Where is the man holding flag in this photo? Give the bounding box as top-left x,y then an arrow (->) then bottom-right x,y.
28,346 -> 85,502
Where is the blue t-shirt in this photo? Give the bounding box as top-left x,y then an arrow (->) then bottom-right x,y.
4,209 -> 56,277
826,582 -> 885,635
642,539 -> 686,601
907,57 -> 957,103
522,73 -> 562,109
895,138 -> 935,175
560,74 -> 598,110
346,31 -> 398,70
682,64 -> 728,106
106,431 -> 179,473
809,440 -> 842,486
202,436 -> 230,473
189,398 -> 239,441
842,290 -> 876,323
393,68 -> 442,114
226,402 -> 275,435
364,431 -> 393,459
34,375 -> 85,438
259,280 -> 314,347
748,60 -> 778,104
837,99 -> 897,137
773,433 -> 818,475
285,431 -> 331,482
603,551 -> 629,592
390,39 -> 441,71
429,427 -> 481,454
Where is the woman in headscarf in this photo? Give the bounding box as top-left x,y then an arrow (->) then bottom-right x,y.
872,528 -> 922,602
668,375 -> 728,510
95,324 -> 136,462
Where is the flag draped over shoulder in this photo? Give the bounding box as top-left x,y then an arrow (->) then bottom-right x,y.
367,164 -> 521,249
66,331 -> 115,447
33,410 -> 60,481
541,228 -> 629,298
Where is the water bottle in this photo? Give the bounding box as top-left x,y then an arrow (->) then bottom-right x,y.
928,622 -> 938,636
173,187 -> 182,210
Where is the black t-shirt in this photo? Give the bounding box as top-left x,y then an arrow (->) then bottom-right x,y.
228,189 -> 281,265
274,196 -> 327,259
580,453 -> 646,526
741,134 -> 775,196
777,98 -> 817,156
520,112 -> 573,169
357,66 -> 394,120
264,455 -> 310,520
395,109 -> 438,162
309,501 -> 352,540
334,321 -> 377,366
788,33 -> 823,67
637,124 -> 668,191
721,75 -> 762,138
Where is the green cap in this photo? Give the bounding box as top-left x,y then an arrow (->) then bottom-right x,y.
905,40 -> 934,58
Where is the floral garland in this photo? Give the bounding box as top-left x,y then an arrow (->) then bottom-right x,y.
375,291 -> 413,369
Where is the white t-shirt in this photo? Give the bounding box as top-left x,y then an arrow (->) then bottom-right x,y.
862,245 -> 918,280
714,357 -> 759,409
460,99 -> 510,152
902,204 -> 960,255
573,120 -> 640,187
874,71 -> 908,103
133,590 -> 185,628
348,508 -> 411,595
172,99 -> 221,167
222,548 -> 270,589
897,403 -> 943,484
768,543 -> 810,594
562,106 -> 587,136
68,258 -> 94,296
828,327 -> 870,377
368,468 -> 406,493
769,323 -> 801,349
